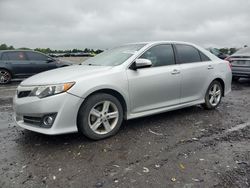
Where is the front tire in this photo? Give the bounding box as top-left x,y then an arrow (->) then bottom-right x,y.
202,80 -> 222,110
0,69 -> 12,84
77,93 -> 123,140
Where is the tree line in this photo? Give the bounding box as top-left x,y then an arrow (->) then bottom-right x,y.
0,43 -> 248,55
0,43 -> 103,54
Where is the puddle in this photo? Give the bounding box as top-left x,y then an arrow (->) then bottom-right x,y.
227,122 -> 250,132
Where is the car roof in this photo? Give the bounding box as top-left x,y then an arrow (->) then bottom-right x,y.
127,41 -> 198,46
0,50 -> 36,53
0,50 -> 50,57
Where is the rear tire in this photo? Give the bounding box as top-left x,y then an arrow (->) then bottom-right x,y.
77,93 -> 123,140
0,69 -> 12,84
202,80 -> 222,110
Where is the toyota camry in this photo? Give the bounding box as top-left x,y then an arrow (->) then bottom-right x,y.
14,41 -> 232,140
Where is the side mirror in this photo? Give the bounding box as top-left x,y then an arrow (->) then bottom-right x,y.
131,58 -> 152,70
46,58 -> 54,63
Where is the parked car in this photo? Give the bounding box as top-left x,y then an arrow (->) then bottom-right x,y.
14,41 -> 232,140
0,50 -> 71,84
207,48 -> 228,59
226,47 -> 250,81
71,52 -> 94,57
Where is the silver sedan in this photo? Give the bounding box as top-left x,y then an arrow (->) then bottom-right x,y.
14,41 -> 232,140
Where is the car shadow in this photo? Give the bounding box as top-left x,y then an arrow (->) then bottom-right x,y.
232,78 -> 250,90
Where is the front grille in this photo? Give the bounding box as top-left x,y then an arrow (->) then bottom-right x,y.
18,91 -> 31,98
232,56 -> 250,59
17,91 -> 31,98
23,116 -> 42,126
231,60 -> 250,67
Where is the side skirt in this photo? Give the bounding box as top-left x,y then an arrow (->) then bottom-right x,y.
126,99 -> 205,120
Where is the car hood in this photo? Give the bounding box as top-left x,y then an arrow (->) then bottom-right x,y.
21,65 -> 113,86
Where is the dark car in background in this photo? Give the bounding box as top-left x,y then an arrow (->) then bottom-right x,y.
227,47 -> 250,81
207,48 -> 228,60
0,50 -> 70,84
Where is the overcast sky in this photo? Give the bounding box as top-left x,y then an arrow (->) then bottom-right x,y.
0,0 -> 249,50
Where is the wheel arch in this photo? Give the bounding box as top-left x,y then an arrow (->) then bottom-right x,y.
0,67 -> 13,77
212,78 -> 225,96
77,88 -> 128,122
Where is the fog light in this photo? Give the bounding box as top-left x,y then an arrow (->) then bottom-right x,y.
42,115 -> 55,127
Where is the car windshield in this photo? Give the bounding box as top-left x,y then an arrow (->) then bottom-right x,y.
82,44 -> 146,66
234,47 -> 250,55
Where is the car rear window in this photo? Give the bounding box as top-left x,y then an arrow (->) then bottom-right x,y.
1,53 -> 9,60
199,51 -> 211,61
2,52 -> 27,61
175,44 -> 201,64
25,51 -> 48,61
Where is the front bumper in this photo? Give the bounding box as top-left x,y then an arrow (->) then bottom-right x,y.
13,92 -> 84,135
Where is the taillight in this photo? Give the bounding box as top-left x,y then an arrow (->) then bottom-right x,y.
225,57 -> 232,70
225,56 -> 232,63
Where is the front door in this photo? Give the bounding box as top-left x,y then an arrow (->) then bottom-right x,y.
25,51 -> 57,74
126,44 -> 181,114
2,51 -> 34,77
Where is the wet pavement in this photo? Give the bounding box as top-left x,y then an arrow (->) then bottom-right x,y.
0,79 -> 250,188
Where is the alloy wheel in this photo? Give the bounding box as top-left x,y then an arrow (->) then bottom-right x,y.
0,70 -> 11,84
88,100 -> 119,135
208,83 -> 222,106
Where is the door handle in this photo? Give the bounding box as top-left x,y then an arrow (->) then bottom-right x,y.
171,69 -> 180,75
207,65 -> 214,70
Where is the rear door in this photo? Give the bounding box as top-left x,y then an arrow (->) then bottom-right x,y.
2,51 -> 33,77
25,51 -> 57,73
174,44 -> 213,103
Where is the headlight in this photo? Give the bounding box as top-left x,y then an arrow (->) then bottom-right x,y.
29,82 -> 75,98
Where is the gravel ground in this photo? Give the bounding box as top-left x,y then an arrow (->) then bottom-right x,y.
0,78 -> 250,188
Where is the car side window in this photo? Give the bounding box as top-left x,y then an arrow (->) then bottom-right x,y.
199,51 -> 211,61
175,44 -> 201,64
140,44 -> 175,67
1,53 -> 9,60
25,51 -> 48,61
5,52 -> 27,61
